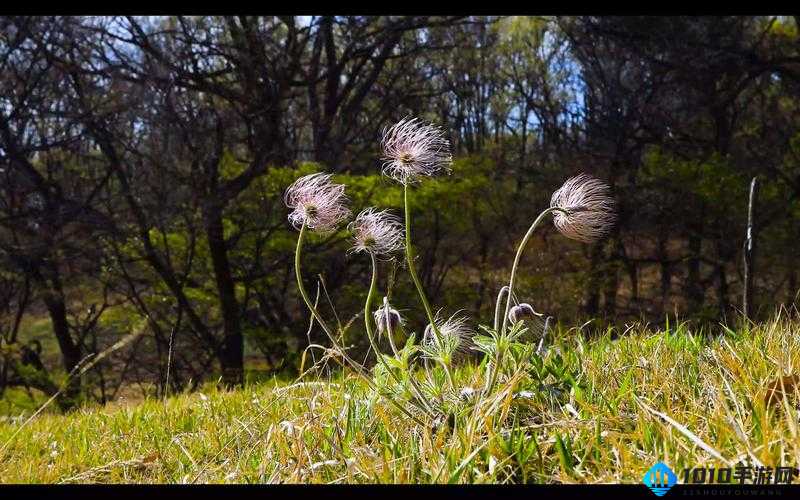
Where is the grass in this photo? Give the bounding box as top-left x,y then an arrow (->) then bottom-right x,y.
1,313 -> 799,484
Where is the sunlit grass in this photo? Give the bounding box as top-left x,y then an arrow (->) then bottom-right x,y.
1,313 -> 799,484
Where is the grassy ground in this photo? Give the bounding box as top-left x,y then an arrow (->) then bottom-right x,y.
1,314 -> 799,484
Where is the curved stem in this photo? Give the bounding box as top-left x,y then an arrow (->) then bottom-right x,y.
295,224 -> 363,371
404,183 -> 440,339
295,224 -> 426,425
404,184 -> 448,392
493,286 -> 510,333
379,302 -> 433,414
484,206 -> 567,394
366,254 -> 434,416
383,296 -> 400,357
500,207 -> 567,337
437,359 -> 455,388
364,253 -> 403,384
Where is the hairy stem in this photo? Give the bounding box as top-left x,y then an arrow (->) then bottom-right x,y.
365,253 -> 434,416
364,254 -> 402,384
295,224 -> 426,425
379,300 -> 433,414
403,184 -> 456,394
404,183 -> 440,339
484,206 -> 567,394
438,359 -> 456,389
383,297 -> 401,357
493,285 -> 511,333
295,224 -> 363,371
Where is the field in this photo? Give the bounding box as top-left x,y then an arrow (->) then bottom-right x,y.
1,314 -> 799,484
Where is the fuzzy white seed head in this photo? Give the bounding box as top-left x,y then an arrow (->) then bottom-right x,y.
284,173 -> 351,232
348,208 -> 404,256
459,386 -> 477,401
423,312 -> 472,359
550,173 -> 616,243
380,116 -> 453,184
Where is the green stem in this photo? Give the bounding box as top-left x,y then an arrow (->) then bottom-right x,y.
364,254 -> 403,385
499,207 -> 567,337
493,286 -> 510,333
404,183 -> 440,339
403,184 -> 456,394
438,359 -> 455,388
406,368 -> 434,415
365,253 -> 434,416
380,300 -> 433,415
295,224 -> 361,370
295,224 -> 426,425
384,297 -> 400,357
484,206 -> 567,394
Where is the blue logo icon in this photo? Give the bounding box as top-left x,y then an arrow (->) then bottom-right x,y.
643,461 -> 678,496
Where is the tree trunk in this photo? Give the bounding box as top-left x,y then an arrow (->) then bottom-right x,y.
41,273 -> 82,411
742,177 -> 758,320
686,220 -> 704,315
204,203 -> 244,388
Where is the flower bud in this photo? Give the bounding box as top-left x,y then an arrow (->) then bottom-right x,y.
374,305 -> 402,336
507,303 -> 540,325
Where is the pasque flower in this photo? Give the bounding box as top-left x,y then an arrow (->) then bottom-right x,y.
348,208 -> 404,256
507,303 -> 541,325
423,312 -> 472,357
374,303 -> 404,337
550,173 -> 616,243
284,173 -> 351,232
381,116 -> 453,184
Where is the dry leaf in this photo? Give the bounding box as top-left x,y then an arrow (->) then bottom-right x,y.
764,374 -> 800,408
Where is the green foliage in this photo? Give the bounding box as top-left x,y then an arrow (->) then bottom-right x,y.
641,147 -> 750,220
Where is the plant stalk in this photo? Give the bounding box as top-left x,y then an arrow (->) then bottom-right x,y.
383,296 -> 401,357
365,254 -> 435,416
403,183 -> 440,339
295,223 -> 426,425
295,224 -> 364,372
484,206 -> 567,394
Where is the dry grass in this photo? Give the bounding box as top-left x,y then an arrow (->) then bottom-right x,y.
1,313 -> 799,484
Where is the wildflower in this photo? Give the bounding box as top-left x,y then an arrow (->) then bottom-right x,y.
279,420 -> 299,437
514,390 -> 535,400
550,173 -> 616,243
381,116 -> 453,184
423,312 -> 472,358
507,303 -> 542,325
348,208 -> 404,256
373,303 -> 403,336
284,172 -> 351,232
459,386 -> 476,401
